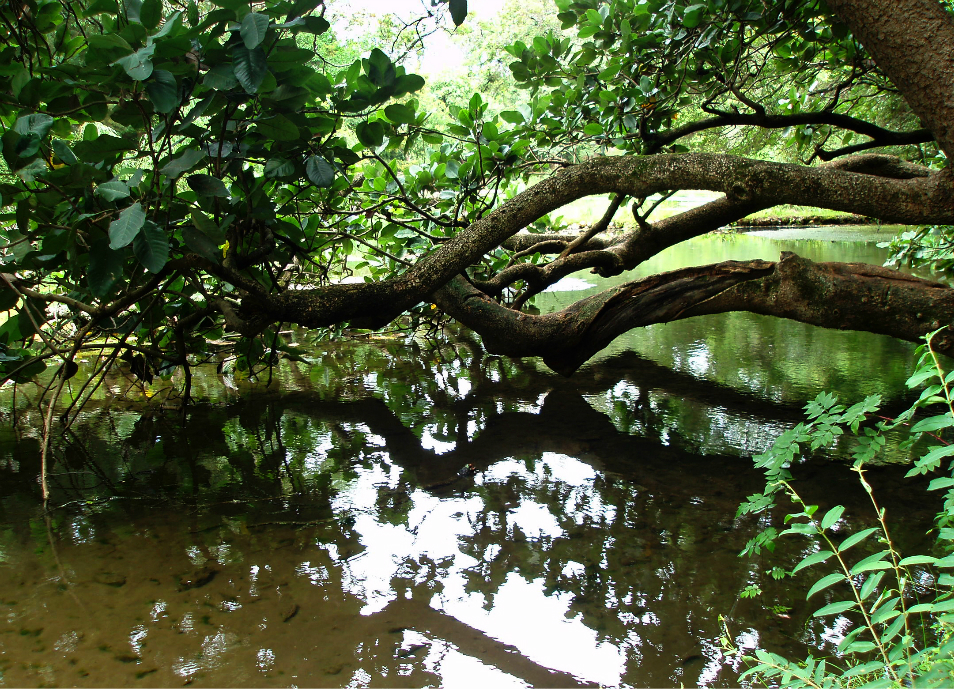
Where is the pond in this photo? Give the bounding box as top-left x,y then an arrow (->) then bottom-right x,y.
0,227 -> 941,687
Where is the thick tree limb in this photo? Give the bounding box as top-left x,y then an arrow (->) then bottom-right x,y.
432,255 -> 952,376
475,154 -> 933,301
826,0 -> 954,159
259,152 -> 951,332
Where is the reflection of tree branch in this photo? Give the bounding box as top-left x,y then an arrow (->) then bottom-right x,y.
382,592 -> 598,688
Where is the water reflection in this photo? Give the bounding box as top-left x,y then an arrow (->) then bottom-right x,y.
0,361 -> 936,687
0,228 -> 941,687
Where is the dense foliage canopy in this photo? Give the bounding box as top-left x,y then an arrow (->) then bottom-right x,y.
0,0 -> 951,405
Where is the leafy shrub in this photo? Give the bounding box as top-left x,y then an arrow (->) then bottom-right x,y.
726,330 -> 954,687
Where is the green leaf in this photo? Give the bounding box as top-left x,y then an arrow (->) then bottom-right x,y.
820,505 -> 845,531
299,15 -> 329,35
95,180 -> 131,202
448,0 -> 467,26
74,135 -> 136,163
384,103 -> 416,125
160,149 -> 206,178
306,155 -> 335,187
240,12 -> 270,49
87,32 -> 133,55
203,63 -> 239,91
139,0 -> 161,29
911,414 -> 953,434
51,139 -> 78,165
88,238 -> 124,299
812,600 -> 856,617
264,158 -> 295,178
253,114 -> 299,141
187,174 -> 230,197
898,555 -> 937,566
14,114 -> 54,140
850,550 -> 893,575
133,220 -> 169,273
806,572 -> 847,598
583,122 -> 603,136
181,226 -> 221,263
233,45 -> 268,94
838,527 -> 879,552
109,202 -> 146,249
146,70 -> 179,113
393,74 -> 425,97
190,209 -> 223,241
879,616 -> 906,644
859,571 -> 885,599
112,44 -> 155,80
793,549 -> 833,573
356,121 -> 385,148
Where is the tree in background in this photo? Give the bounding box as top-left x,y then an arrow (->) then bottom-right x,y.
0,0 -> 950,425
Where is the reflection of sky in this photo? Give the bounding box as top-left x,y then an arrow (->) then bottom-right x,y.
325,452 -> 628,686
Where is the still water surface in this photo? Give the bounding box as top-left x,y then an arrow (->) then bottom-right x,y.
0,227 -> 939,687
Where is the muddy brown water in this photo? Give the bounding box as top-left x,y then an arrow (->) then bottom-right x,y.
0,228 -> 944,687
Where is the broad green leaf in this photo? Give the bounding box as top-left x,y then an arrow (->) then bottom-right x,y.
133,220 -> 169,273
95,180 -> 131,202
203,63 -> 239,90
806,572 -> 847,598
254,114 -> 299,141
241,12 -> 270,49
139,0 -> 161,29
820,505 -> 845,531
306,156 -> 335,187
181,226 -> 221,263
233,45 -> 268,94
112,44 -> 155,80
87,32 -> 133,55
384,103 -> 416,125
911,414 -> 953,434
160,149 -> 206,178
264,158 -> 295,178
14,114 -> 54,139
792,549 -> 833,573
838,527 -> 879,552
187,174 -> 230,197
393,74 -> 425,96
88,238 -> 124,298
191,209 -> 224,243
812,600 -> 856,617
299,15 -> 329,35
51,139 -> 78,165
151,10 -> 182,38
266,48 -> 314,72
356,121 -> 384,148
146,70 -> 179,113
583,122 -> 603,136
109,202 -> 146,249
448,0 -> 467,26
